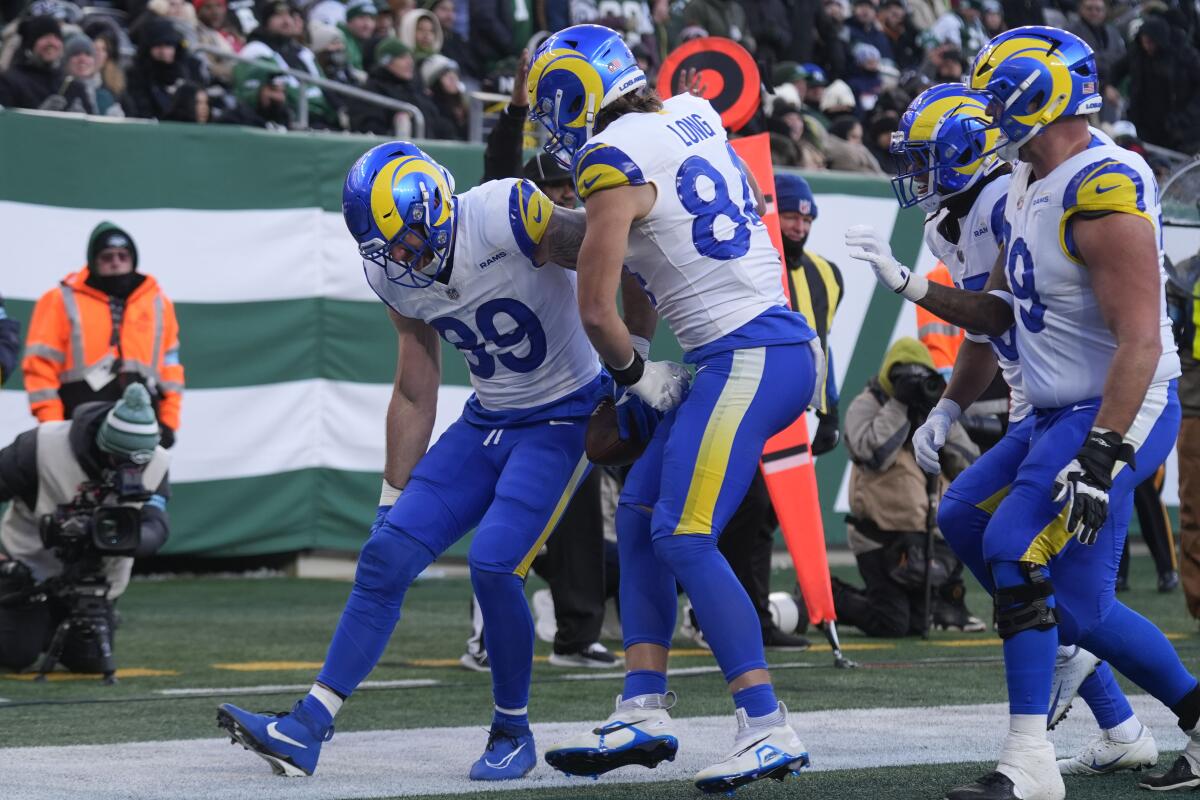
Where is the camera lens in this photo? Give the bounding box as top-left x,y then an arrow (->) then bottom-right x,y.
95,516 -> 121,548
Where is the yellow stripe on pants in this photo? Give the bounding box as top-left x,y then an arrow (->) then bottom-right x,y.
513,453 -> 591,578
673,348 -> 767,536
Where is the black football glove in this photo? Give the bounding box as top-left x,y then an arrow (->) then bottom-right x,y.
811,408 -> 840,456
1052,428 -> 1135,545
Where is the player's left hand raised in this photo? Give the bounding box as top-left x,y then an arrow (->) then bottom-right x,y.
845,225 -> 928,302
1053,428 -> 1135,545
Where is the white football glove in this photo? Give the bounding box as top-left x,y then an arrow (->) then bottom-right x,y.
912,398 -> 960,474
627,360 -> 691,413
844,225 -> 929,302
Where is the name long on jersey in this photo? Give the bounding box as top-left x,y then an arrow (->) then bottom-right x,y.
364,178 -> 602,423
1002,129 -> 1179,410
573,93 -> 815,358
924,169 -> 1031,421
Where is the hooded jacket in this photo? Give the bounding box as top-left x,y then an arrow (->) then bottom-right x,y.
0,33 -> 62,109
1114,15 -> 1200,153
125,19 -> 203,118
22,222 -> 185,433
844,338 -> 977,548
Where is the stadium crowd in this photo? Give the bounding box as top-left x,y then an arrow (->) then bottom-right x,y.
0,0 -> 1196,162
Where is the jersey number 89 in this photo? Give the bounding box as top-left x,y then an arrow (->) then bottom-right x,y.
431,298 -> 547,379
675,153 -> 760,261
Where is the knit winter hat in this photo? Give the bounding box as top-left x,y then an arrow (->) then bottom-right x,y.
64,34 -> 95,60
96,384 -> 161,464
18,15 -> 62,47
878,337 -> 936,397
87,221 -> 139,270
375,37 -> 410,64
345,0 -> 375,21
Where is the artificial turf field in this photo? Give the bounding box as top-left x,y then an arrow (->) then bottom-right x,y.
2,554 -> 1198,800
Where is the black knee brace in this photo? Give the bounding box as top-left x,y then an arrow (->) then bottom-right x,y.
994,563 -> 1058,640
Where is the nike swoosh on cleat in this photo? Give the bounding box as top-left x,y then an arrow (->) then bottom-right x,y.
733,736 -> 770,758
1089,754 -> 1128,771
266,722 -> 308,750
484,743 -> 527,769
594,719 -> 649,736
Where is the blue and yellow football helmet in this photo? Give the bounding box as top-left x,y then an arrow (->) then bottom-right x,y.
969,26 -> 1102,160
527,24 -> 646,168
342,141 -> 456,288
891,84 -> 1001,212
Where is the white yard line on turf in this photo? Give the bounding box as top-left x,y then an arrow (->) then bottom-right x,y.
158,679 -> 439,697
0,696 -> 1186,800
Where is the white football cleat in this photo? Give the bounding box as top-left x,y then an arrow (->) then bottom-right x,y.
544,694 -> 679,777
1058,725 -> 1158,775
693,703 -> 810,794
946,736 -> 1063,800
1047,645 -> 1099,730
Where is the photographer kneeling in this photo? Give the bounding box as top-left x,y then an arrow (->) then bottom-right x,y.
835,338 -> 983,636
0,383 -> 169,674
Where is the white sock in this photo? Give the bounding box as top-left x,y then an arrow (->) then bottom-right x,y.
1106,715 -> 1143,743
1009,714 -> 1046,740
309,683 -> 343,719
619,693 -> 669,711
744,704 -> 785,731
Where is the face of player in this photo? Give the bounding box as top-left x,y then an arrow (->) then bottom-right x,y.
541,181 -> 577,209
390,230 -> 436,273
779,212 -> 813,247
95,247 -> 134,276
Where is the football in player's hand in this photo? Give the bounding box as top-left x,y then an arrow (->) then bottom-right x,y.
585,398 -> 649,467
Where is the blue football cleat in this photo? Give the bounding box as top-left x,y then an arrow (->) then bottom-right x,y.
217,701 -> 334,777
469,726 -> 537,781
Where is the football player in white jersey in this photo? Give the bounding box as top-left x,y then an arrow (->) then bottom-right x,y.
217,142 -> 667,781
890,84 -> 1160,778
528,25 -> 821,793
847,26 -> 1200,800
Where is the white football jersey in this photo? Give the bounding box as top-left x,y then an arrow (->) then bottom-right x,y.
365,178 -> 600,413
1003,134 -> 1179,409
574,93 -> 812,353
924,171 -> 1030,421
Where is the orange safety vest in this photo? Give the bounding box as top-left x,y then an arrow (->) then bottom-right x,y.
22,268 -> 184,430
915,263 -> 964,375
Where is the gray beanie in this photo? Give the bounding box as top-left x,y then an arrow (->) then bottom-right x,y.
64,34 -> 95,60
96,384 -> 161,464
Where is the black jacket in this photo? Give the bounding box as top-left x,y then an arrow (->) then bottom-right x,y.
0,315 -> 19,385
1114,16 -> 1200,153
352,66 -> 444,136
0,52 -> 61,109
469,0 -> 514,67
0,402 -> 170,557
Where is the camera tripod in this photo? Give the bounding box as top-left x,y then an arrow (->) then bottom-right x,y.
35,570 -> 118,684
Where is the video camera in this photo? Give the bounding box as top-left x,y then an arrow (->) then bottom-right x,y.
890,364 -> 946,418
39,466 -> 150,560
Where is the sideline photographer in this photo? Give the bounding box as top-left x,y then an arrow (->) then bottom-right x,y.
835,337 -> 983,636
0,384 -> 170,673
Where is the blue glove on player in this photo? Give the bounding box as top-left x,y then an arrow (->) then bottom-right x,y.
1053,428 -> 1135,546
614,387 -> 661,442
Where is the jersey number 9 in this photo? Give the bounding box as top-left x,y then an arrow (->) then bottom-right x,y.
431,298 -> 548,379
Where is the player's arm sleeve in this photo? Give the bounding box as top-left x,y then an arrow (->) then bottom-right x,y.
137,474 -> 170,558
483,103 -> 527,181
507,178 -> 556,263
573,141 -> 647,203
1060,158 -> 1155,264
22,290 -> 69,422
